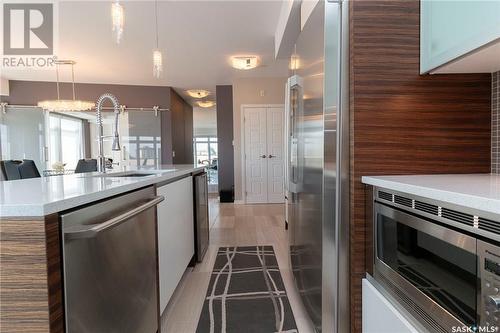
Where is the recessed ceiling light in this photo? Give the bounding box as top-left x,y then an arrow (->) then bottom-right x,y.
198,101 -> 216,108
230,56 -> 260,70
187,89 -> 210,99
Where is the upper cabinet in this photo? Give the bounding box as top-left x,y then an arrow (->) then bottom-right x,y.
420,0 -> 500,74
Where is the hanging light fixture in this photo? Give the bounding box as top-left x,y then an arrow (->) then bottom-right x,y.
38,60 -> 95,112
152,0 -> 163,78
111,0 -> 124,44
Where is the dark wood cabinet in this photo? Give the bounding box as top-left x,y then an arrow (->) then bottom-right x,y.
170,89 -> 193,165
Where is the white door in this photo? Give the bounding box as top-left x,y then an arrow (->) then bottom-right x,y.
244,107 -> 268,203
267,107 -> 285,203
244,106 -> 285,204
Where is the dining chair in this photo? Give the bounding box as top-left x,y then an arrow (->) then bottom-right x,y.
0,160 -> 41,180
75,159 -> 98,173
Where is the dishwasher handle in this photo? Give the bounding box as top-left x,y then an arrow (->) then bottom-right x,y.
64,195 -> 165,239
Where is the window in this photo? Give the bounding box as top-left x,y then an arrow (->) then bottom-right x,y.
194,136 -> 218,185
48,113 -> 84,169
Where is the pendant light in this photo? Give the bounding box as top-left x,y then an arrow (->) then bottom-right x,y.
38,60 -> 95,112
153,0 -> 163,78
111,0 -> 124,44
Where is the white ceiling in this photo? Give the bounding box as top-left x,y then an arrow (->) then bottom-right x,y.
2,0 -> 289,103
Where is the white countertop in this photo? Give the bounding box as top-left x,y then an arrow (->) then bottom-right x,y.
0,165 -> 205,218
362,174 -> 500,216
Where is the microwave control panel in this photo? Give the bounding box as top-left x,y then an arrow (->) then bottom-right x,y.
479,240 -> 500,327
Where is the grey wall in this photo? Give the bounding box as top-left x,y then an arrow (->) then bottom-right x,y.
1,80 -> 171,108
0,80 -> 183,164
216,85 -> 234,200
493,71 -> 499,174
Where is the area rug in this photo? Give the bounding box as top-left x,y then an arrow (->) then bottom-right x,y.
196,245 -> 298,333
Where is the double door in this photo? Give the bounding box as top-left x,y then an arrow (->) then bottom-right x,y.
244,106 -> 284,204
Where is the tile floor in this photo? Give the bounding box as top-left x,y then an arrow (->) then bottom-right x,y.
160,197 -> 315,333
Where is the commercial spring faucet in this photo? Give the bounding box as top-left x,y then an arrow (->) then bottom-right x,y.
96,93 -> 121,173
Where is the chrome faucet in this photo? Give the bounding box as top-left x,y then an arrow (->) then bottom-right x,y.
96,93 -> 121,173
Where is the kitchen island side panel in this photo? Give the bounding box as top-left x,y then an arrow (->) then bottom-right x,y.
0,215 -> 63,333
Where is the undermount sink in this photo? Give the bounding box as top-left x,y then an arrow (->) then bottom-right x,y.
105,173 -> 155,178
88,169 -> 177,178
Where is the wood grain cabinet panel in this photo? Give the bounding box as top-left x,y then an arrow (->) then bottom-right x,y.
349,1 -> 491,332
0,216 -> 63,333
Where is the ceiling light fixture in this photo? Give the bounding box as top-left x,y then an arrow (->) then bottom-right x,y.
230,56 -> 260,70
197,101 -> 216,108
111,0 -> 124,44
187,89 -> 210,99
38,60 -> 95,112
152,0 -> 163,78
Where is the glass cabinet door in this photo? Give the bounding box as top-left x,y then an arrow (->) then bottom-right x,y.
421,0 -> 500,73
85,110 -> 162,168
122,110 -> 162,167
0,107 -> 48,172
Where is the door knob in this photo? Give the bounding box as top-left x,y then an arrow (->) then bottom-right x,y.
268,155 -> 275,158
488,295 -> 500,309
261,155 -> 267,158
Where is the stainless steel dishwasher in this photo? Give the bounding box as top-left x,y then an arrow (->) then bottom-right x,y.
61,186 -> 164,333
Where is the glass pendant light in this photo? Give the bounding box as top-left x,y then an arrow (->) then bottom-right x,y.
38,60 -> 95,112
153,0 -> 163,78
111,0 -> 124,44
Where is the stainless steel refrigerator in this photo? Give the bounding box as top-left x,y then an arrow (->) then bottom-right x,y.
286,1 -> 349,332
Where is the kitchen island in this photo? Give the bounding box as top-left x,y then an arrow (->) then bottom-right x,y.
0,165 -> 205,333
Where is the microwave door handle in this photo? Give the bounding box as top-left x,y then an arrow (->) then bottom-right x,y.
375,203 -> 476,254
64,196 -> 165,240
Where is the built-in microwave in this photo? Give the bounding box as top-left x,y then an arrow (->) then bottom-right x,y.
372,188 -> 500,333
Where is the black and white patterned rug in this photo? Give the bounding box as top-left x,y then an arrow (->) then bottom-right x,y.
196,246 -> 298,333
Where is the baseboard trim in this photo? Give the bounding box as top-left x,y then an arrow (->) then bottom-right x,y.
233,200 -> 245,205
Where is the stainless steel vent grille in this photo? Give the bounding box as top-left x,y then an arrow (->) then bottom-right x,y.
441,208 -> 474,227
376,189 -> 500,239
378,190 -> 393,202
394,195 -> 412,208
478,218 -> 500,235
414,201 -> 439,216
377,274 -> 447,333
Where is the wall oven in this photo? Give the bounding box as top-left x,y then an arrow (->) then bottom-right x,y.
373,188 -> 500,333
